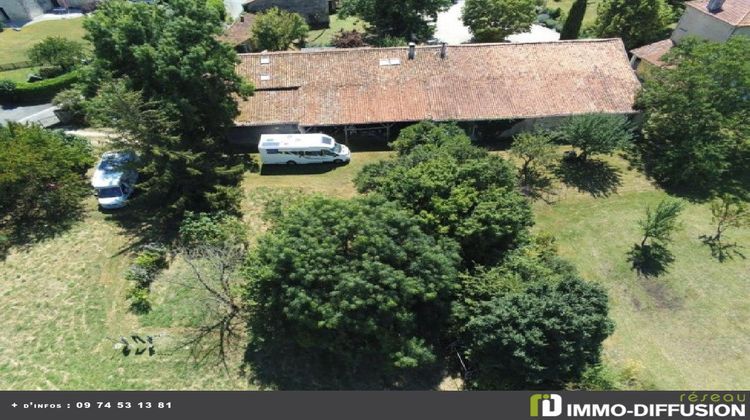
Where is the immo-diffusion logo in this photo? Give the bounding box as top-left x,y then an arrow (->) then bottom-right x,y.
529,392 -> 747,418
530,394 -> 563,417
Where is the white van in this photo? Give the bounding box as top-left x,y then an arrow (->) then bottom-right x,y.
258,133 -> 351,165
91,151 -> 138,209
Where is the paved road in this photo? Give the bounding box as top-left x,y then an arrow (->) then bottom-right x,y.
0,103 -> 59,127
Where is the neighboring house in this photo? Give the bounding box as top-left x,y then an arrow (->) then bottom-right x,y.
243,0 -> 332,26
631,0 -> 750,67
0,0 -> 90,22
232,39 -> 642,143
220,12 -> 256,52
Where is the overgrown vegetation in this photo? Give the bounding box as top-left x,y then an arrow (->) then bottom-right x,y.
634,37 -> 750,200
0,123 -> 94,259
592,0 -> 674,50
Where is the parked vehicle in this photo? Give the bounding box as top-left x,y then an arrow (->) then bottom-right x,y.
258,134 -> 351,165
91,151 -> 138,209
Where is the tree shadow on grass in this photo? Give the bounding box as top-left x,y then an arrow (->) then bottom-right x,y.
260,162 -> 346,176
627,243 -> 674,278
0,206 -> 87,262
555,157 -> 622,198
699,235 -> 746,263
244,343 -> 445,390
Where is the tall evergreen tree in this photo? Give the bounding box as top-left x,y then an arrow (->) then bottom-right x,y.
82,0 -> 253,220
560,0 -> 587,40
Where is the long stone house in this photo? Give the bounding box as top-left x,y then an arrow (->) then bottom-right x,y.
231,39 -> 642,144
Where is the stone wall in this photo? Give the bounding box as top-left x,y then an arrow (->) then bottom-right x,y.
245,0 -> 329,26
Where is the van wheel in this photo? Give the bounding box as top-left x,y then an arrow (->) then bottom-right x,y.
286,161 -> 297,165
333,159 -> 343,164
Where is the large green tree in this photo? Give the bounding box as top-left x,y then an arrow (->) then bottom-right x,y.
355,122 -> 533,267
0,123 -> 93,256
462,0 -> 537,43
28,36 -> 85,72
339,0 -> 452,41
460,275 -> 614,389
82,0 -> 253,219
635,37 -> 750,198
251,7 -> 309,51
593,0 -> 673,50
244,195 -> 460,389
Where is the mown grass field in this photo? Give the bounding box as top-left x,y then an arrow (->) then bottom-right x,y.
306,14 -> 368,48
0,148 -> 747,390
0,18 -> 87,66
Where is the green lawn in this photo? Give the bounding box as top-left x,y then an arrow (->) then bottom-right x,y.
530,154 -> 750,389
306,14 -> 368,48
0,67 -> 40,83
0,149 -> 747,390
0,18 -> 87,66
547,0 -> 601,27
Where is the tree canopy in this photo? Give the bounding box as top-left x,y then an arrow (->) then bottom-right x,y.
0,123 -> 93,257
82,0 -> 253,219
251,7 -> 309,51
339,0 -> 452,41
460,275 -> 614,389
634,37 -> 750,199
593,0 -> 673,50
559,114 -> 634,161
28,36 -> 85,72
245,195 -> 461,389
355,122 -> 533,267
462,0 -> 537,43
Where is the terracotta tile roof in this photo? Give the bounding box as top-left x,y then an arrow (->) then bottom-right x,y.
235,39 -> 642,127
631,39 -> 675,67
219,14 -> 255,46
686,0 -> 750,27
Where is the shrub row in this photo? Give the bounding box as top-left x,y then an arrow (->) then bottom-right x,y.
125,244 -> 168,314
0,71 -> 80,105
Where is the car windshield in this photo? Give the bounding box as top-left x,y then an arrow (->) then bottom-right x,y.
331,143 -> 341,154
98,187 -> 123,198
98,154 -> 132,172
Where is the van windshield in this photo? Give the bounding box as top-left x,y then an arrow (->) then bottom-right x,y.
331,143 -> 341,154
98,187 -> 123,198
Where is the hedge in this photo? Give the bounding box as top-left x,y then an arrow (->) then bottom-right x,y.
0,70 -> 80,105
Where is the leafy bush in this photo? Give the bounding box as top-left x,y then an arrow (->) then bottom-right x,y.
0,80 -> 16,101
179,211 -> 248,248
331,30 -> 367,48
52,88 -> 87,124
126,285 -> 152,314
